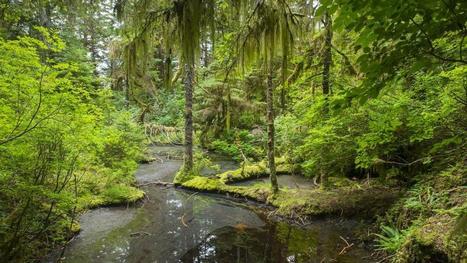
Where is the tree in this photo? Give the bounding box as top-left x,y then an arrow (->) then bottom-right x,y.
235,0 -> 299,193
115,0 -> 215,173
320,11 -> 332,189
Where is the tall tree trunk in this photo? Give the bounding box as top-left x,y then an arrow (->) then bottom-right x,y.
267,68 -> 279,193
320,12 -> 333,189
225,84 -> 231,132
164,48 -> 173,89
124,77 -> 130,109
184,64 -> 194,171
322,13 -> 332,95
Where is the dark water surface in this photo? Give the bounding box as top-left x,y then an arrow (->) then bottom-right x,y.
57,146 -> 376,263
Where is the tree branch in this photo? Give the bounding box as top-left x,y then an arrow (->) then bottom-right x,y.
409,17 -> 467,64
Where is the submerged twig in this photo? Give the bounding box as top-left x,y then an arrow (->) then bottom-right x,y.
181,213 -> 188,227
338,235 -> 354,255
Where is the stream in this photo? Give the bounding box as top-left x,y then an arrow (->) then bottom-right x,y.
55,145 -> 376,263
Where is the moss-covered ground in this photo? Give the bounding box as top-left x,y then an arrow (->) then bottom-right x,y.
376,165 -> 466,263
77,184 -> 145,210
178,172 -> 400,219
216,157 -> 296,183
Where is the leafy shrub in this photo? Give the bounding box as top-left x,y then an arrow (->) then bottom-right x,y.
0,30 -> 145,260
209,129 -> 263,161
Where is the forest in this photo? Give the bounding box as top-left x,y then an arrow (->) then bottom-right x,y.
0,0 -> 465,262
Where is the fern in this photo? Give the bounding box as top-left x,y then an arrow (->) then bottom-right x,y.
375,225 -> 408,253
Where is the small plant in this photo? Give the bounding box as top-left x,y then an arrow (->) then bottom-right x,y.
375,225 -> 408,253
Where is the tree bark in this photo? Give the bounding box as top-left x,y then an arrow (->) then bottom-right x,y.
184,64 -> 194,171
267,69 -> 279,193
320,12 -> 333,189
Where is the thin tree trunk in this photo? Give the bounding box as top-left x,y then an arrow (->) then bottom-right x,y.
320,12 -> 333,189
184,64 -> 194,171
225,84 -> 231,132
125,77 -> 130,109
322,12 -> 332,95
267,69 -> 279,193
280,86 -> 286,112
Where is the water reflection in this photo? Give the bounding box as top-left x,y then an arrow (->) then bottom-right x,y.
180,220 -> 372,263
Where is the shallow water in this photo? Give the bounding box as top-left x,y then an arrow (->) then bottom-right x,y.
57,146 -> 376,263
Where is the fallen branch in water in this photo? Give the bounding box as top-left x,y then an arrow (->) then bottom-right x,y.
137,181 -> 174,187
338,235 -> 354,255
185,192 -> 198,202
181,213 -> 188,227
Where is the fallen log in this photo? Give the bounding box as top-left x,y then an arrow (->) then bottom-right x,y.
137,181 -> 174,187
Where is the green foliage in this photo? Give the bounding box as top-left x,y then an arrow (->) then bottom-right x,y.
151,86 -> 185,127
1,0 -> 466,261
101,185 -> 144,204
282,63 -> 466,181
0,31 -> 145,261
375,225 -> 409,253
376,164 -> 466,261
321,0 -> 467,99
208,129 -> 263,161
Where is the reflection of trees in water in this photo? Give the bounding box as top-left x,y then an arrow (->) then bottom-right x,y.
179,222 -> 321,262
275,221 -> 318,260
180,226 -> 263,262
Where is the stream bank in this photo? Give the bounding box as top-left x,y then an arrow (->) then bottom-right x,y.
177,161 -> 401,220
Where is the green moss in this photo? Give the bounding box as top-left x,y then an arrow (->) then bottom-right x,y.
77,185 -> 144,209
394,213 -> 467,263
276,163 -> 294,174
376,166 -> 466,262
218,157 -> 296,184
181,174 -> 398,219
182,176 -> 225,191
77,194 -> 107,209
328,176 -> 360,188
227,185 -> 272,202
102,184 -> 144,203
173,167 -> 195,184
218,162 -> 267,183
